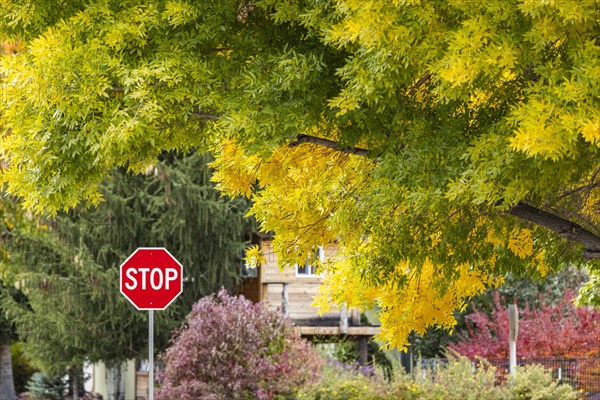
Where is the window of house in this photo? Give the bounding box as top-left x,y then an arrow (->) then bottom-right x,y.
240,249 -> 258,278
296,246 -> 324,277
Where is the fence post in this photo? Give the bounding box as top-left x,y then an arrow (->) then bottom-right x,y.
508,304 -> 519,383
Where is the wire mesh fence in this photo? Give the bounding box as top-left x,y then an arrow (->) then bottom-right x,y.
416,356 -> 600,399
486,356 -> 600,399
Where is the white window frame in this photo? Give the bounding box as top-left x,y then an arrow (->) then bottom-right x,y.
295,246 -> 324,278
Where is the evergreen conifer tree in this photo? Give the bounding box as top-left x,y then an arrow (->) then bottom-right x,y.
1,152 -> 251,399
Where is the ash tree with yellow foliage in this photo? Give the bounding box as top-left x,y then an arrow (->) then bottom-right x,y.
1,0 -> 599,348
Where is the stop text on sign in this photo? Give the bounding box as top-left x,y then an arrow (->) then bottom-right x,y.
120,247 -> 183,310
124,267 -> 179,290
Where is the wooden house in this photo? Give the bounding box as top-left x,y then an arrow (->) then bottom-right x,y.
238,233 -> 379,363
89,235 -> 380,399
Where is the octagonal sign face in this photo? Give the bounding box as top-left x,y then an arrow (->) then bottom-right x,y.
120,248 -> 183,310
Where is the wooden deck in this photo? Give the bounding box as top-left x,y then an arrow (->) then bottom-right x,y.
296,325 -> 380,336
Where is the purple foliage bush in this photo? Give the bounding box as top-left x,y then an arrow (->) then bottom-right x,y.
156,290 -> 323,400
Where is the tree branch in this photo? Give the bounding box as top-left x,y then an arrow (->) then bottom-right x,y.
554,181 -> 600,203
192,112 -> 220,120
289,134 -> 369,157
407,72 -> 432,96
508,201 -> 600,260
186,112 -> 369,156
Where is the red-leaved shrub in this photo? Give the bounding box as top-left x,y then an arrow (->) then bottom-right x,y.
450,291 -> 600,359
156,290 -> 323,400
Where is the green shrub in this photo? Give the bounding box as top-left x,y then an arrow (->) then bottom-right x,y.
297,363 -> 387,400
298,355 -> 580,400
381,372 -> 422,400
408,357 -> 506,400
512,364 -> 578,400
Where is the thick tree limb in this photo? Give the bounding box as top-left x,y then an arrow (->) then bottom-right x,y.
289,136 -> 600,259
289,134 -> 369,157
509,202 -> 600,260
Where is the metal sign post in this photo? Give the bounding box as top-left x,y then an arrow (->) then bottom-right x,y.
149,310 -> 154,400
120,248 -> 183,400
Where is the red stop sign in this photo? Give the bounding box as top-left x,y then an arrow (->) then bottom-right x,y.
120,248 -> 183,310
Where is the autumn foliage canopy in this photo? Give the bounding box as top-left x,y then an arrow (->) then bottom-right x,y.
1,0 -> 599,349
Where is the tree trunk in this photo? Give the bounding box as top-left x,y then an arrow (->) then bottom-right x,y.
0,339 -> 17,400
69,366 -> 80,400
106,363 -> 125,400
